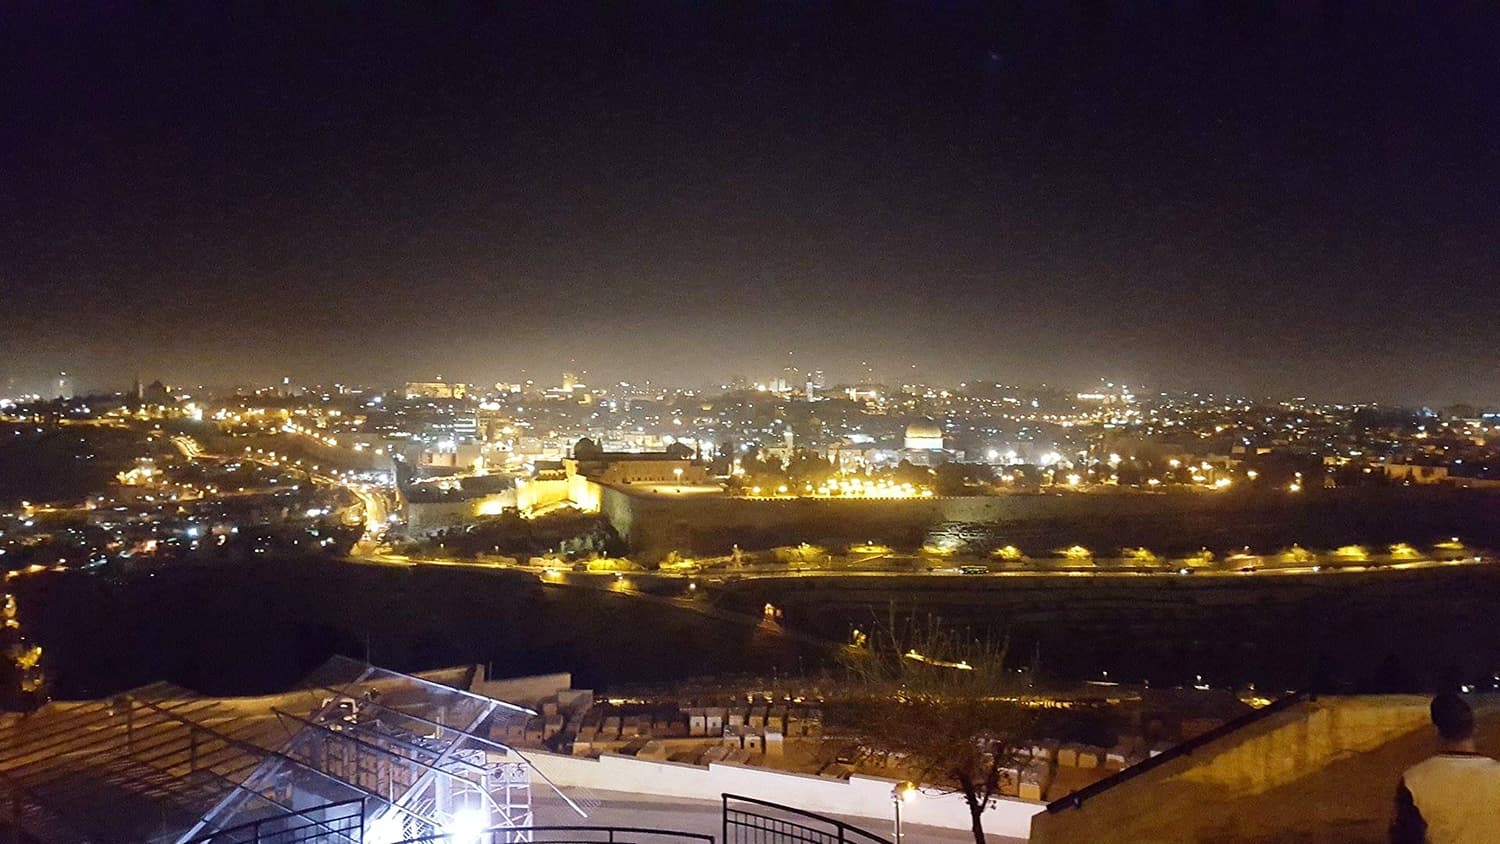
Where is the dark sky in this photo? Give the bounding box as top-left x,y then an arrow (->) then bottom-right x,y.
4,3 -> 1498,403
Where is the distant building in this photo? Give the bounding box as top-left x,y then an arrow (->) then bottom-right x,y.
404,381 -> 468,400
1382,464 -> 1448,484
822,441 -> 878,470
417,441 -> 484,473
399,474 -> 515,535
568,438 -> 709,486
903,418 -> 944,451
451,413 -> 480,441
141,380 -> 171,406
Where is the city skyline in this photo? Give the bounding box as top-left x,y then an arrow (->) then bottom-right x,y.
4,360 -> 1499,409
7,4 -> 1499,404
0,363 -> 1491,407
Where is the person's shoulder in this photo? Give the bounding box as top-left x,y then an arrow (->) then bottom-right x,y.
1405,752 -> 1500,778
1438,751 -> 1500,764
1402,755 -> 1441,779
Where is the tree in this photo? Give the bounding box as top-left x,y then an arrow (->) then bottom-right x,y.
0,594 -> 48,712
935,462 -> 995,496
830,610 -> 1033,844
890,459 -> 932,487
785,450 -> 834,486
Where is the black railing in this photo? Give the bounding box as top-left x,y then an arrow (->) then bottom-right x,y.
722,794 -> 891,844
186,798 -> 366,843
398,827 -> 714,844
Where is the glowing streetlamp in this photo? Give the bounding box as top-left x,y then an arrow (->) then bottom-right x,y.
892,781 -> 917,843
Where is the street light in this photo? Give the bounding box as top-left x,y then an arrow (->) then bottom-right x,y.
892,781 -> 917,844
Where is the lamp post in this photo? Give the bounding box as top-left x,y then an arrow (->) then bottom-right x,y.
892,781 -> 917,844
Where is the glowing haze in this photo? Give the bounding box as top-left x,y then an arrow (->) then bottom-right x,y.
4,5 -> 1498,403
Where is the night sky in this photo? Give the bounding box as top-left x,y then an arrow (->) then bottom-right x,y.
5,3 -> 1498,402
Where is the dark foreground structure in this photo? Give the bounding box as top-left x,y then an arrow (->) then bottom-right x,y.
0,657 -> 917,844
1029,694 -> 1500,843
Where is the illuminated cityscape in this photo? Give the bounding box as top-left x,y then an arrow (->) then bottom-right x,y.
3,373 -> 1500,841
5,3 -> 1500,843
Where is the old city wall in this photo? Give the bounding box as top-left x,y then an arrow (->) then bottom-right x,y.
601,488 -> 1222,558
600,486 -> 1500,560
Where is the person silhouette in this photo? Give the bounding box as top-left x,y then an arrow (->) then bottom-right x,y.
1391,693 -> 1500,843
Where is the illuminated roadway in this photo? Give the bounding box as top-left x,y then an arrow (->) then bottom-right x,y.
342,548 -> 1491,578
173,435 -> 392,542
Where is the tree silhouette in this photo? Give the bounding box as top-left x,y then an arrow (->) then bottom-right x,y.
830,608 -> 1033,844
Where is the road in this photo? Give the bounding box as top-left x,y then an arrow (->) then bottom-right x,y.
175,434 -> 392,541
344,542 -> 1493,586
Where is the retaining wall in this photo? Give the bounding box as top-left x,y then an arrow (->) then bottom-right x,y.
525,748 -> 1042,839
1029,695 -> 1500,843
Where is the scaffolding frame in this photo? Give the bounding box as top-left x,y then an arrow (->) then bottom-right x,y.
0,658 -> 585,844
181,658 -> 585,844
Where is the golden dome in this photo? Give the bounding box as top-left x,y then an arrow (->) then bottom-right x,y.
905,420 -> 942,440
904,419 -> 944,450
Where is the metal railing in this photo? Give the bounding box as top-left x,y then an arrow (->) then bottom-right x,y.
185,798 -> 366,843
722,794 -> 891,844
397,827 -> 714,843
180,792 -> 900,844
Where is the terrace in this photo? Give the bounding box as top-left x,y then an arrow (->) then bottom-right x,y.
0,658 -> 1006,844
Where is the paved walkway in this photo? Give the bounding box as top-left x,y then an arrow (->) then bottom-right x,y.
531,788 -> 1025,843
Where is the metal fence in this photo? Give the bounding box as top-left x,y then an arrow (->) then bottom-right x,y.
183,792 -> 897,844
722,794 -> 892,844
398,827 -> 714,844
186,798 -> 366,844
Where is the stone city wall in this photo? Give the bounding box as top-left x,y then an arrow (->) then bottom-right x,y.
601,486 -> 1500,560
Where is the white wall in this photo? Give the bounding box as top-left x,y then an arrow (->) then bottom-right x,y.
525,749 -> 1041,840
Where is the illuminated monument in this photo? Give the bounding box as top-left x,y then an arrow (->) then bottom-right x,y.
902,419 -> 944,452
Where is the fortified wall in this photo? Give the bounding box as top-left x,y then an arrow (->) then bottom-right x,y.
600,486 -> 1500,560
